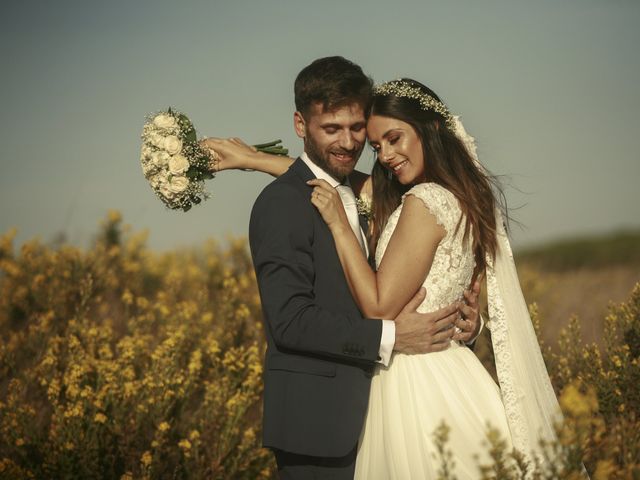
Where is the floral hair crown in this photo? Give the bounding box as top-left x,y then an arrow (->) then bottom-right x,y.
373,79 -> 457,132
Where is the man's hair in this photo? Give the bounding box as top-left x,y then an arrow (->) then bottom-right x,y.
294,56 -> 373,119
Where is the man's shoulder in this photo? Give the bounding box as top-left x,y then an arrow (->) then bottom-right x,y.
255,167 -> 306,205
249,166 -> 313,241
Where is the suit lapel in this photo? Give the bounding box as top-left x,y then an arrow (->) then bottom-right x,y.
292,157 -> 372,259
290,157 -> 315,183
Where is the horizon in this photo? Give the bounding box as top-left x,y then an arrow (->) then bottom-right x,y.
1,0 -> 638,251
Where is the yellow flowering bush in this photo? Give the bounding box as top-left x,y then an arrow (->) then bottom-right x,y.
1,212 -> 638,478
461,283 -> 640,478
0,213 -> 273,479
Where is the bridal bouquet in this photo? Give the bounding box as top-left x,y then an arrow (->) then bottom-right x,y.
140,108 -> 287,211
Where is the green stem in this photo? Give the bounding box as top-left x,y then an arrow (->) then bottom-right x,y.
252,139 -> 282,149
259,146 -> 288,155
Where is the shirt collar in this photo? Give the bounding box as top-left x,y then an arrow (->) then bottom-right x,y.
300,152 -> 343,188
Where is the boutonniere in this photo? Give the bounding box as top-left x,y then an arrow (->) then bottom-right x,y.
356,193 -> 373,220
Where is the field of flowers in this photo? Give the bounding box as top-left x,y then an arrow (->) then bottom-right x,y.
1,212 -> 638,479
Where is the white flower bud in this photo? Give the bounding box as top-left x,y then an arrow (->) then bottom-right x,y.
142,162 -> 156,176
141,144 -> 153,159
149,132 -> 165,148
153,113 -> 177,129
151,151 -> 170,167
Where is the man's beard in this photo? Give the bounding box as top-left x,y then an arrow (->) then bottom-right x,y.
304,132 -> 362,181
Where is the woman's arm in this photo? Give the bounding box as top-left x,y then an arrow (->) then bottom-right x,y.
199,137 -> 294,177
308,180 -> 445,319
200,138 -> 373,183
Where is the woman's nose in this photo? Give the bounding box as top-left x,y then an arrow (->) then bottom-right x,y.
379,145 -> 394,162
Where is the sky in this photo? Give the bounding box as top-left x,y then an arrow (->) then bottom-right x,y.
1,0 -> 638,251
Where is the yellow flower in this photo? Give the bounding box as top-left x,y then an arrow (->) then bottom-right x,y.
612,355 -> 622,368
136,296 -> 149,309
140,450 -> 152,467
178,439 -> 192,451
108,210 -> 122,224
65,441 -> 74,450
559,382 -> 598,417
158,422 -> 170,432
121,289 -> 134,305
15,438 -> 25,447
94,413 -> 107,424
189,430 -> 200,441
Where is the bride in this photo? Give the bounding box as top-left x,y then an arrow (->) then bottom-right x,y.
203,79 -> 563,478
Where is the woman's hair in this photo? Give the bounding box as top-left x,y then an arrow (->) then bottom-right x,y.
369,78 -> 504,274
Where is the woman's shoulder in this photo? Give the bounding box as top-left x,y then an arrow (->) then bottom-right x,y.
402,182 -> 461,232
403,182 -> 457,204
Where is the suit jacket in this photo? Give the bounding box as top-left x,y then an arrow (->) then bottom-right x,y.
249,158 -> 383,458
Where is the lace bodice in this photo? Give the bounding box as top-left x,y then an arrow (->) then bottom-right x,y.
375,183 -> 475,313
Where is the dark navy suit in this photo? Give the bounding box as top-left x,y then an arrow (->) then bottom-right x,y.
249,158 -> 382,475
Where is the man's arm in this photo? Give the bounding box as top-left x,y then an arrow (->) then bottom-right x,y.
250,183 -> 382,364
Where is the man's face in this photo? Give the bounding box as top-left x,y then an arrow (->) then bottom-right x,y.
294,102 -> 367,180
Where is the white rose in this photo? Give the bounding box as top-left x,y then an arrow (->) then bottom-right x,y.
160,184 -> 174,200
153,113 -> 177,129
151,150 -> 170,167
163,135 -> 183,155
149,132 -> 165,148
142,124 -> 154,136
168,175 -> 189,194
152,172 -> 170,189
168,154 -> 189,175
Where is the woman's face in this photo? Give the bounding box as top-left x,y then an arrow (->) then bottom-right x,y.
367,115 -> 426,185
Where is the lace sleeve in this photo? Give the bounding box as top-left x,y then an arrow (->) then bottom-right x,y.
402,183 -> 462,239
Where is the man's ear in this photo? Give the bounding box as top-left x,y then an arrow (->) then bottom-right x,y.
294,111 -> 306,139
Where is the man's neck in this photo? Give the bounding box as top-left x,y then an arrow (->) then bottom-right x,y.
300,152 -> 347,186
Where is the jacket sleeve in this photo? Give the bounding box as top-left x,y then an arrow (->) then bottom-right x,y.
249,183 -> 382,364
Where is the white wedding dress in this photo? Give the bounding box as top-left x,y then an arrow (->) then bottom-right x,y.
354,182 -> 514,479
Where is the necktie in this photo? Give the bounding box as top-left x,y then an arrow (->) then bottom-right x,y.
336,184 -> 367,254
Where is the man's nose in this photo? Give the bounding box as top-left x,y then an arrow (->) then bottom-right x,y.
338,130 -> 356,151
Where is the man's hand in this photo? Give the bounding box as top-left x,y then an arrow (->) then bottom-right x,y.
452,276 -> 482,343
393,288 -> 459,354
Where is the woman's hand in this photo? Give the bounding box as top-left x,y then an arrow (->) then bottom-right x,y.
307,179 -> 350,233
199,137 -> 258,172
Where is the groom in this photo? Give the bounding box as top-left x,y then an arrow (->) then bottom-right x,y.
248,56 -> 480,479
